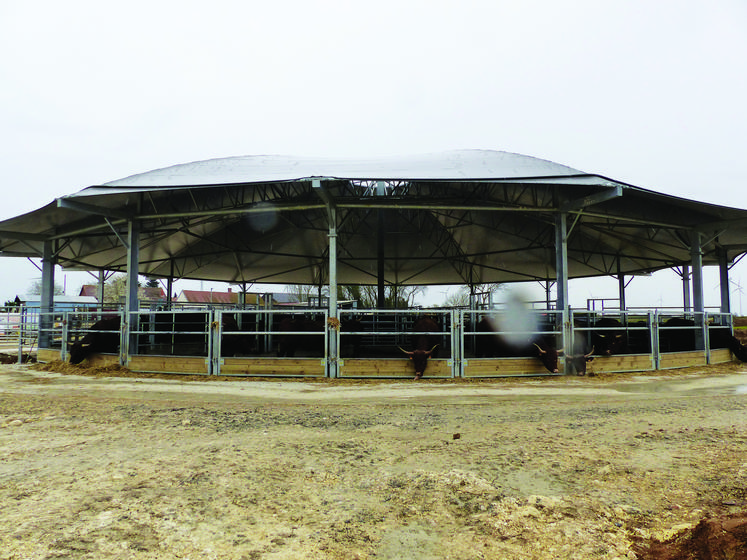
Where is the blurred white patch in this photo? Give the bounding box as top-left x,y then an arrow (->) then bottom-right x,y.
247,202 -> 279,232
736,385 -> 747,395
494,287 -> 538,348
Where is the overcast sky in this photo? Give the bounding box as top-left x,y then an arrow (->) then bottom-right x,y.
1,0 -> 746,310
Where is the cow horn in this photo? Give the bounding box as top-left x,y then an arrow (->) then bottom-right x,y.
585,346 -> 595,358
398,347 -> 414,356
557,348 -> 565,355
427,344 -> 439,355
533,343 -> 547,355
81,343 -> 91,348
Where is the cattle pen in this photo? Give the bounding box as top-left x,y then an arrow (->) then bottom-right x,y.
4,150 -> 747,380
7,304 -> 739,378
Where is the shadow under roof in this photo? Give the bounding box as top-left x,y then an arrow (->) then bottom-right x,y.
2,149 -> 746,287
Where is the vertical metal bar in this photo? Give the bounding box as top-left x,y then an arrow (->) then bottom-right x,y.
705,311 -> 712,364
563,308 -> 572,374
60,312 -> 69,362
39,241 -> 55,349
650,310 -> 660,370
718,247 -> 731,315
682,265 -> 691,312
210,309 -> 220,375
452,309 -> 461,378
97,270 -> 105,315
555,214 -> 570,368
377,181 -> 386,309
691,232 -> 705,350
555,213 -> 569,313
317,177 -> 339,379
123,220 -> 140,366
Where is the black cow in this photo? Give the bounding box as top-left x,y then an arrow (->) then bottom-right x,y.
591,317 -> 626,356
727,335 -> 747,362
658,317 -> 747,360
219,314 -> 256,357
474,316 -> 566,374
68,316 -> 121,364
276,317 -> 325,357
659,317 -> 697,352
400,316 -> 440,380
68,314 -> 252,364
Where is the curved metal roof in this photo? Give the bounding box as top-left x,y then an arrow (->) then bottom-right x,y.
2,149 -> 747,287
94,150 -> 599,188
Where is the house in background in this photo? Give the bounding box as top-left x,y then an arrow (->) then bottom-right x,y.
78,285 -> 167,307
175,289 -> 302,307
14,294 -> 99,312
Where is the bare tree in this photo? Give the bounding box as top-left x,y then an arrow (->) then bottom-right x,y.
339,285 -> 426,309
442,283 -> 503,307
26,279 -> 65,296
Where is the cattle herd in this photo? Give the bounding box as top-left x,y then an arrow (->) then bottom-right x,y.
64,310 -> 747,378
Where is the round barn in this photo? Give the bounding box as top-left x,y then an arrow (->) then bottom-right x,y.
2,149 -> 747,377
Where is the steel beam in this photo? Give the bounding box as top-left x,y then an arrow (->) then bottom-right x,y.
718,247 -> 731,314
39,241 -> 55,349
691,233 -> 705,350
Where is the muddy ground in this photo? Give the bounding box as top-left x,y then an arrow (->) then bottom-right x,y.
1,362 -> 747,559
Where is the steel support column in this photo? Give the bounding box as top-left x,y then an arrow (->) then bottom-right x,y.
717,247 -> 731,314
617,260 -> 626,311
327,205 -> 339,378
39,241 -> 55,349
555,212 -> 570,371
122,220 -> 140,365
97,270 -> 105,314
682,265 -> 691,312
376,181 -> 386,309
691,233 -> 705,350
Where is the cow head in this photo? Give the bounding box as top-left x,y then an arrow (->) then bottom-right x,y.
595,333 -> 624,356
533,342 -> 562,373
400,345 -> 438,380
568,347 -> 595,375
68,342 -> 91,365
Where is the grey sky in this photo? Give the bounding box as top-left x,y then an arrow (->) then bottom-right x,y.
2,0 -> 746,308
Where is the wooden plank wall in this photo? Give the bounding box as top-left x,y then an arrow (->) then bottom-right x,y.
659,351 -> 707,370
37,348 -> 61,363
463,358 -> 550,377
222,358 -> 325,377
340,358 -> 452,378
127,355 -> 208,375
587,354 -> 655,374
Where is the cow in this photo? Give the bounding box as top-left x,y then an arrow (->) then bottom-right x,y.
218,314 -> 256,357
276,316 -> 325,357
400,316 -> 440,380
657,317 -> 747,360
591,317 -> 626,356
658,317 -> 697,352
727,335 -> 747,362
474,316 -> 596,375
68,316 -> 121,364
474,316 -> 565,374
565,343 -> 596,375
68,313 -> 252,364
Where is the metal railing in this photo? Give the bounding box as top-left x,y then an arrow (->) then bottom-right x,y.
5,306 -> 741,377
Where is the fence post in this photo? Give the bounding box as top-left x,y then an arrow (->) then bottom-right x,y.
60,312 -> 69,363
455,309 -> 464,378
119,311 -> 128,367
210,309 -> 221,376
563,308 -> 573,374
650,310 -> 660,370
704,312 -> 712,364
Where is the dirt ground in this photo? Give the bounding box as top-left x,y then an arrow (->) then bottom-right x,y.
1,362 -> 747,559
